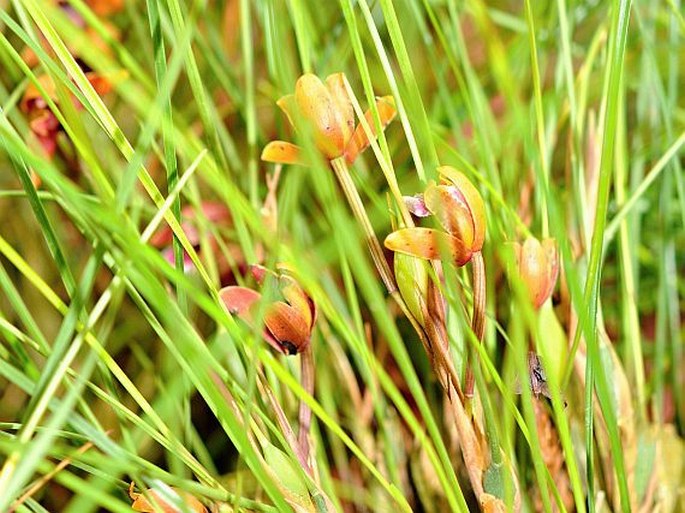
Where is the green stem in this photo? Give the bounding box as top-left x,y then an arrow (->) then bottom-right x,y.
465,250 -> 487,400
298,345 -> 315,464
331,157 -> 464,402
330,157 -> 396,294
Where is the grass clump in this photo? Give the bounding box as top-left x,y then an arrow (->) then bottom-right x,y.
0,0 -> 683,512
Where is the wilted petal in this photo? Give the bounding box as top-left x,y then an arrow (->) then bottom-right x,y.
264,302 -> 311,355
261,141 -> 305,165
384,227 -> 471,266
279,276 -> 315,329
344,95 -> 396,164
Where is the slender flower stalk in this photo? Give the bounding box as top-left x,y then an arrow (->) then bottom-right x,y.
330,157 -> 397,294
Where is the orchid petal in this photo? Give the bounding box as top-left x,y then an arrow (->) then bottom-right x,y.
276,94 -> 297,128
404,194 -> 431,217
344,95 -> 396,164
384,227 -> 471,266
295,74 -> 346,159
325,73 -> 354,145
437,166 -> 486,251
261,141 -> 305,165
219,286 -> 262,317
424,181 -> 475,249
264,302 -> 311,355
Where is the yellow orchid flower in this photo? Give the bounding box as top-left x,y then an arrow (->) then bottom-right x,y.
384,166 -> 486,266
262,73 -> 396,165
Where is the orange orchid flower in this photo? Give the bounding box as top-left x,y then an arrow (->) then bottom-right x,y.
220,265 -> 316,356
511,236 -> 559,309
384,166 -> 486,266
261,73 -> 396,165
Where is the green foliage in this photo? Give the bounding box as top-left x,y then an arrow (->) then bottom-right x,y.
0,0 -> 683,512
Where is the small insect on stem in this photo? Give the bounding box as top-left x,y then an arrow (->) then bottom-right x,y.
523,352 -> 567,407
528,352 -> 551,399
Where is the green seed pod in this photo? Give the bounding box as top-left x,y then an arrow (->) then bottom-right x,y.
394,252 -> 429,326
263,443 -> 310,502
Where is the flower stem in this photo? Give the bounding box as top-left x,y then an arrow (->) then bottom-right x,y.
465,250 -> 486,400
330,157 -> 397,295
298,345 -> 314,464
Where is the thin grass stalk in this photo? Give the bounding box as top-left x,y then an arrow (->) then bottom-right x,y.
581,1 -> 633,509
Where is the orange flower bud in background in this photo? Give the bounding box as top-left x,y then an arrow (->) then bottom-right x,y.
220,265 -> 316,355
86,0 -> 125,17
384,166 -> 486,266
149,202 -> 262,286
511,237 -> 559,309
20,73 -> 111,159
129,483 -> 207,513
262,73 -> 396,165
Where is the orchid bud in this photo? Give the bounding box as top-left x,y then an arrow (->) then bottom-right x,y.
511,237 -> 559,309
394,252 -> 429,325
